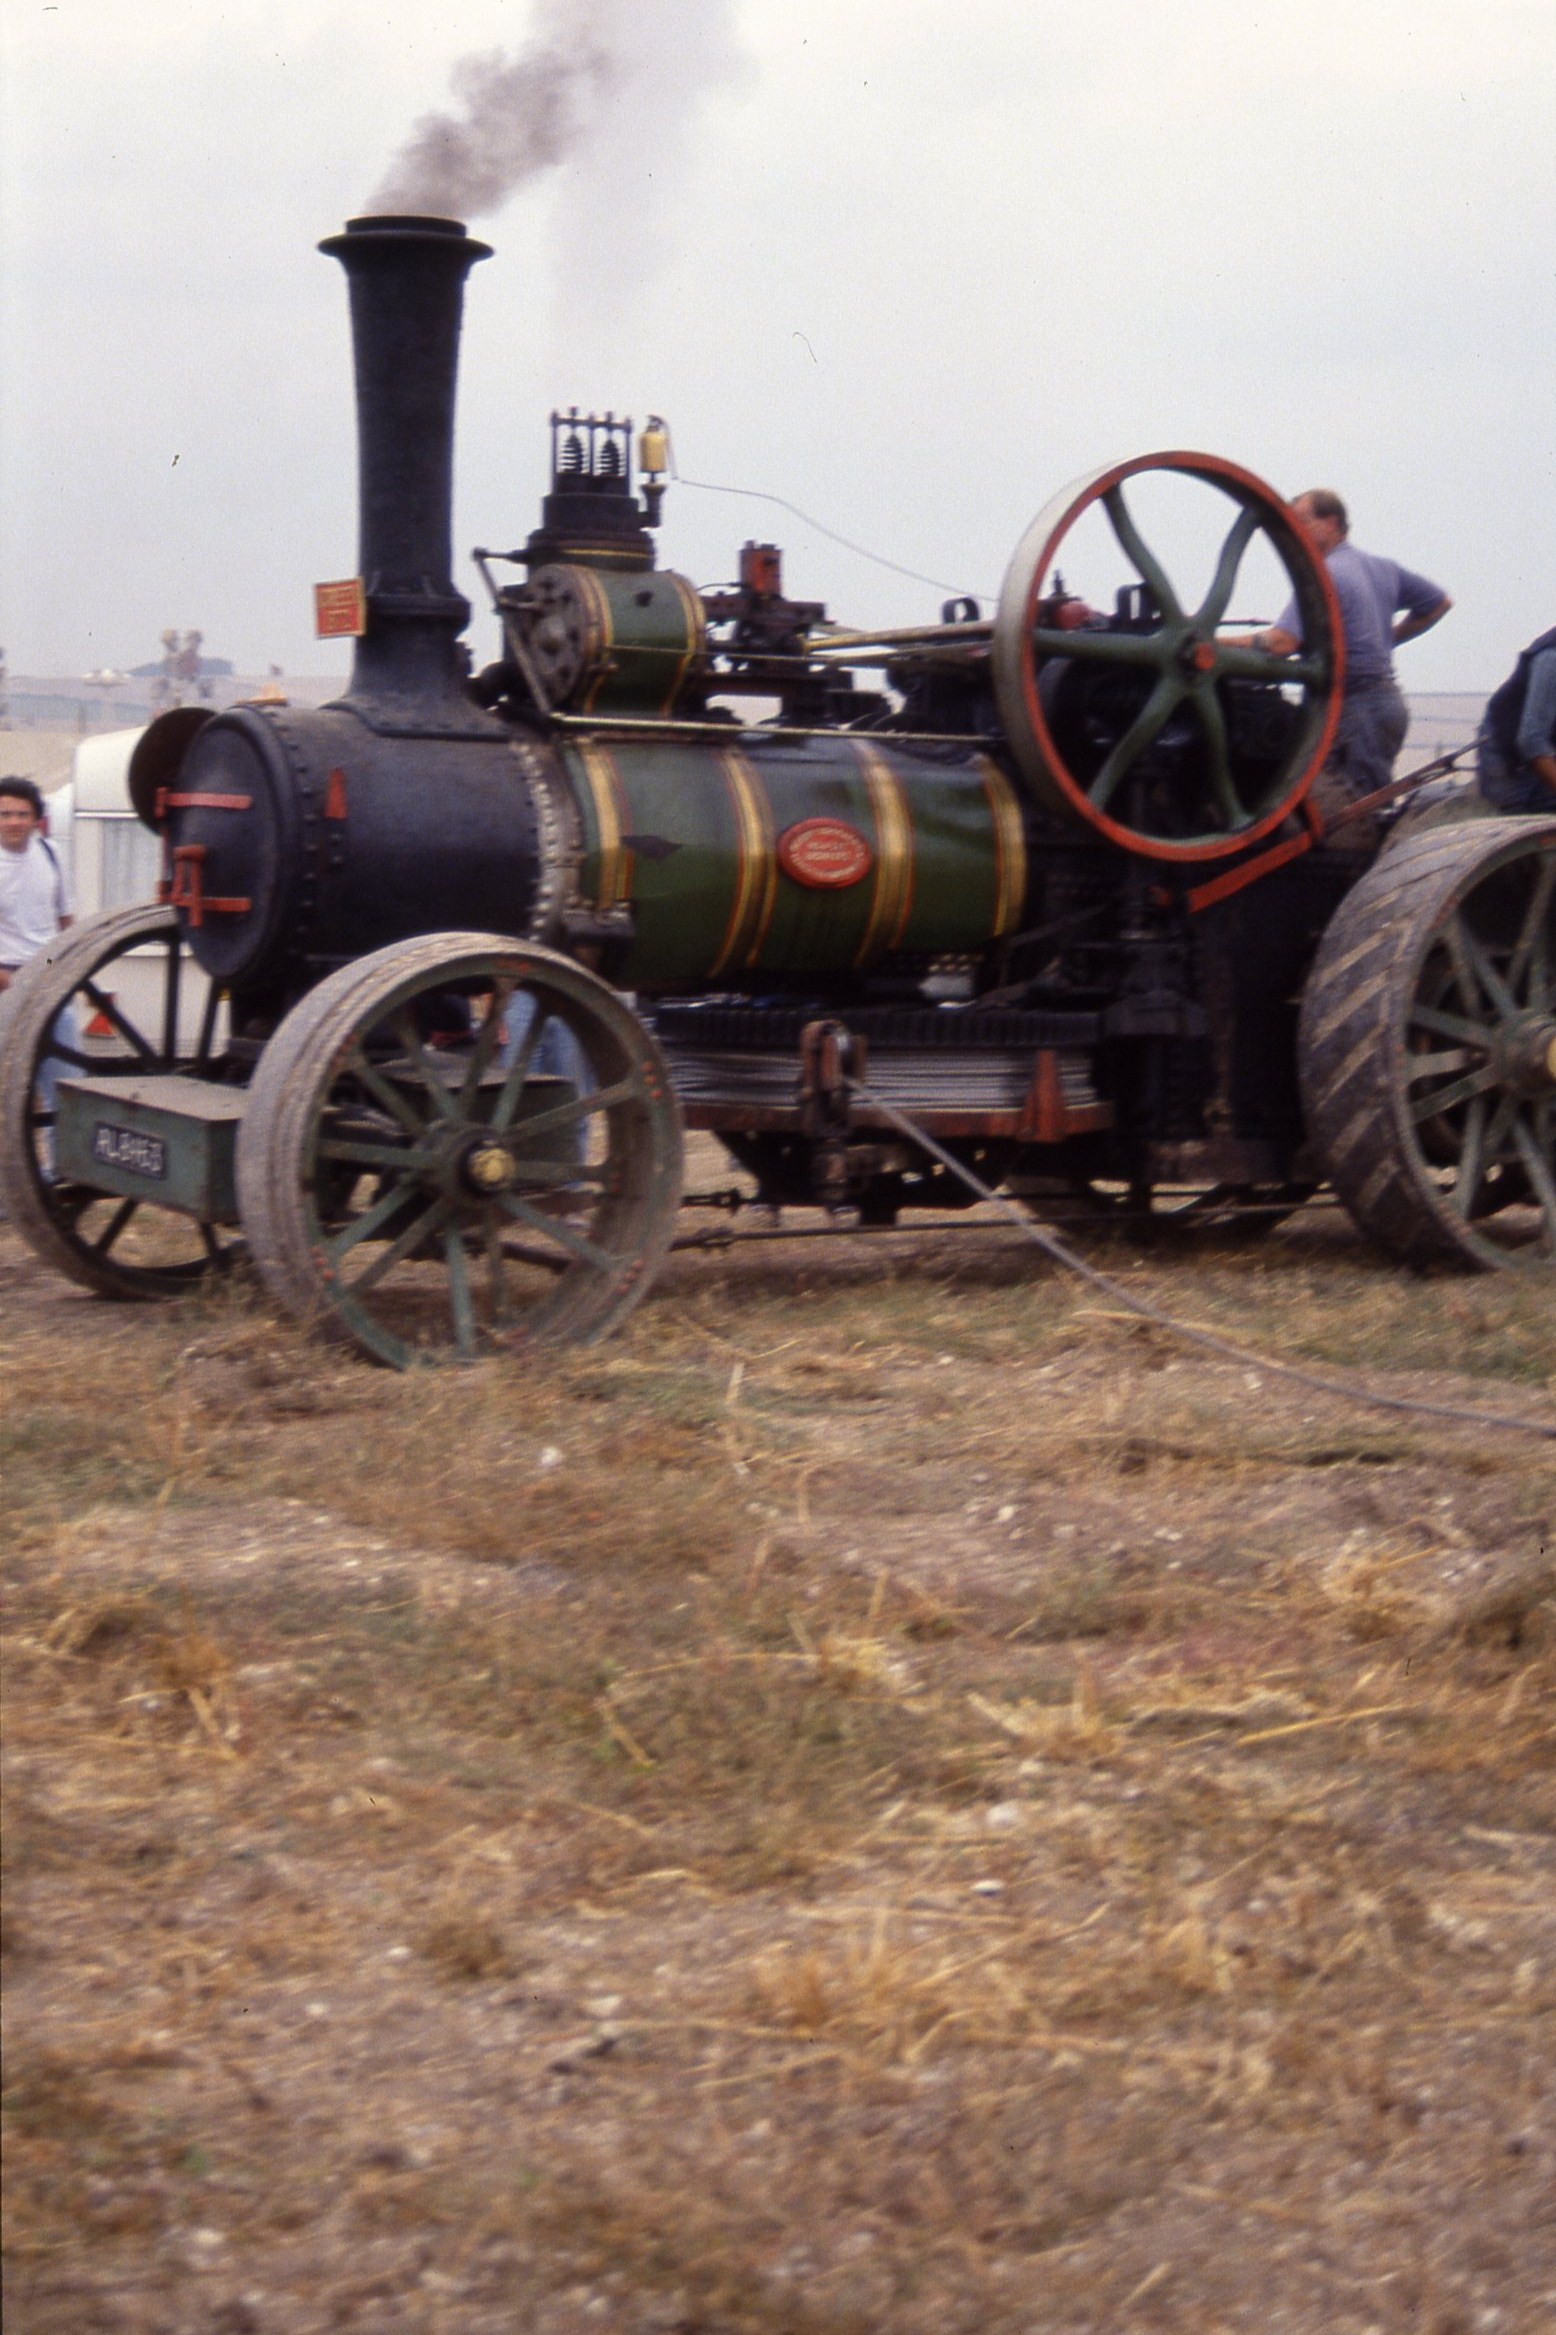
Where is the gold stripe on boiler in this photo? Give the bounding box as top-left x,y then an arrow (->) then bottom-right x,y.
575,739 -> 634,914
852,742 -> 915,967
710,748 -> 777,976
978,754 -> 1026,938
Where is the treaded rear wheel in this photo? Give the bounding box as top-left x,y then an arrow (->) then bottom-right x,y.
1298,816 -> 1556,1268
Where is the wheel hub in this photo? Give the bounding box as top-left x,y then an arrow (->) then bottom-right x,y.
1495,1014 -> 1556,1097
459,1136 -> 518,1196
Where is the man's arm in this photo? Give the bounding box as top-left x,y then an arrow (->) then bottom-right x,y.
1393,594 -> 1452,648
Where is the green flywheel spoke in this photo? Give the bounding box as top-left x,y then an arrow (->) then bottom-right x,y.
1196,507 -> 1262,630
1211,644 -> 1326,687
1190,682 -> 1239,824
1102,486 -> 1183,624
1088,673 -> 1184,811
1028,624 -> 1166,669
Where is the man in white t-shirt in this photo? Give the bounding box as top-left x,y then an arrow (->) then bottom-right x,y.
2,775 -> 76,1179
1,775 -> 73,984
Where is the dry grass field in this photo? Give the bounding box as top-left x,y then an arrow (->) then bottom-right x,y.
3,1179 -> 1554,2334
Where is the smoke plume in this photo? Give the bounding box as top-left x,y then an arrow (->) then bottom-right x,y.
366,0 -> 738,225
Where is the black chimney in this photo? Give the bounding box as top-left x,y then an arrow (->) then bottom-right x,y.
318,214 -> 492,721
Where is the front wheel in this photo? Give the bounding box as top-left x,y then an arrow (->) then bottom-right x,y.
236,934 -> 685,1367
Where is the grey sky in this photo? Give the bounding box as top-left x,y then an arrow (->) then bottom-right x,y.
3,0 -> 1551,690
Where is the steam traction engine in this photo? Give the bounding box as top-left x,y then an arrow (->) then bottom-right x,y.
2,215 -> 1552,1365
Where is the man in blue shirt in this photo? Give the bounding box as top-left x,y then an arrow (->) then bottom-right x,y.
1252,489 -> 1452,812
1476,627 -> 1556,813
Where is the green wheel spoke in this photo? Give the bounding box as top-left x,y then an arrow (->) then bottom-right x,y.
1447,919 -> 1517,1021
1409,1062 -> 1498,1121
1028,625 -> 1168,669
195,978 -> 224,1070
443,1227 -> 478,1358
346,1195 -> 453,1295
1196,506 -> 1262,630
89,1197 -> 140,1255
497,1192 -> 619,1274
1480,1091 -> 1519,1167
1407,1002 -> 1495,1047
346,1046 -> 430,1138
458,976 -> 516,1109
80,979 -> 157,1062
1512,1117 -> 1556,1242
508,1159 -> 609,1190
317,1133 -> 440,1173
1507,859 -> 1554,1000
1102,486 -> 1183,624
1450,1097 -> 1488,1216
510,1073 -> 644,1147
1189,682 -> 1240,826
1087,673 -> 1185,811
160,937 -> 183,1067
322,1176 -> 429,1262
482,1217 -> 513,1328
391,1011 -> 463,1123
1404,1046 -> 1475,1082
489,1010 -> 546,1133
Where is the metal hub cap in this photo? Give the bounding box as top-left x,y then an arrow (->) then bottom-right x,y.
460,1138 -> 517,1195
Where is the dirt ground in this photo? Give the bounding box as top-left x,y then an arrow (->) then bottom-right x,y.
3,1187 -> 1555,2334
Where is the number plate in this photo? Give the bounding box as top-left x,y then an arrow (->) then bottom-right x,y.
91,1121 -> 168,1180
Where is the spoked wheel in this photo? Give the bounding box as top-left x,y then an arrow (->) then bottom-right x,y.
236,934 -> 684,1367
1299,817 -> 1556,1268
0,904 -> 241,1297
991,452 -> 1343,860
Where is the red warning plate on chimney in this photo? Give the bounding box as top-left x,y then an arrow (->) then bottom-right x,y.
314,579 -> 367,638
776,818 -> 874,889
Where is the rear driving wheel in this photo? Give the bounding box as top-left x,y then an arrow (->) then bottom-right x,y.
1299,817 -> 1556,1268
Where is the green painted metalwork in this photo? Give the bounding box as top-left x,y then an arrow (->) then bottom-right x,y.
54,1073 -> 245,1221
558,735 -> 1026,989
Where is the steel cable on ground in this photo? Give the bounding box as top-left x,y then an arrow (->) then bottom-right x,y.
847,1077 -> 1556,1444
